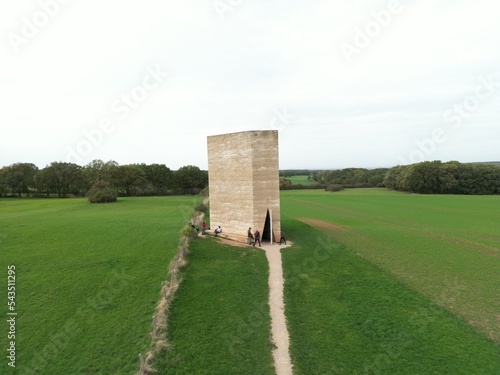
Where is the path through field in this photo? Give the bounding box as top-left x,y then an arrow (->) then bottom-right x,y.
261,242 -> 293,375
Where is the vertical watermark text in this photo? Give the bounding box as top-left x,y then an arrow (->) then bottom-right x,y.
6,265 -> 17,368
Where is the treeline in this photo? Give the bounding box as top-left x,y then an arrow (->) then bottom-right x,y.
279,170 -> 317,178
0,160 -> 208,198
384,161 -> 500,194
279,168 -> 388,191
315,168 -> 388,188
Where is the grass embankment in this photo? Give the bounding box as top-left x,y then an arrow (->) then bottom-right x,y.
280,189 -> 500,373
155,236 -> 274,374
0,197 -> 198,374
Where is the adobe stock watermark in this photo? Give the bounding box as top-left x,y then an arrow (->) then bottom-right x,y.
65,65 -> 169,164
7,0 -> 71,54
399,73 -> 500,165
269,106 -> 297,132
339,0 -> 403,64
212,0 -> 243,21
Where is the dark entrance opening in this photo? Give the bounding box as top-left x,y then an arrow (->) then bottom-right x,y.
262,209 -> 272,242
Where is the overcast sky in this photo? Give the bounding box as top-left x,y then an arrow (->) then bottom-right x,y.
1,0 -> 499,170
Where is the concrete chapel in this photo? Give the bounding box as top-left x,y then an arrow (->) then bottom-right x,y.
207,130 -> 281,243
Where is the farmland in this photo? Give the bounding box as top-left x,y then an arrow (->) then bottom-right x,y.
285,175 -> 317,186
281,188 -> 500,373
0,196 -> 199,374
1,189 -> 500,374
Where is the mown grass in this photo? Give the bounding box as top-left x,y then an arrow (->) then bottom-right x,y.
155,236 -> 274,374
282,188 -> 500,342
0,197 -> 199,374
281,218 -> 500,374
281,188 -> 500,373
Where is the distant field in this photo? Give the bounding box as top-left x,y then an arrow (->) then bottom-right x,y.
0,197 -> 199,374
281,188 -> 500,373
286,175 -> 317,186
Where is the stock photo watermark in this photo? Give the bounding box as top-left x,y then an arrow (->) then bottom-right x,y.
399,73 -> 500,165
6,265 -> 17,368
65,65 -> 169,164
7,0 -> 71,54
340,0 -> 403,64
212,0 -> 243,21
269,106 -> 297,132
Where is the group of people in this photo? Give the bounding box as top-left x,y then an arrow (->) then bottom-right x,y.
191,221 -> 221,237
247,227 -> 286,246
191,221 -> 287,245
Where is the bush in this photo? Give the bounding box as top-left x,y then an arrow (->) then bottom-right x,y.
195,203 -> 208,214
87,181 -> 117,203
325,184 -> 344,192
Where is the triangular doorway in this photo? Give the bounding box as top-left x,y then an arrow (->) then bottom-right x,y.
262,209 -> 272,242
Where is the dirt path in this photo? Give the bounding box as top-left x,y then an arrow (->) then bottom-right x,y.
260,242 -> 293,375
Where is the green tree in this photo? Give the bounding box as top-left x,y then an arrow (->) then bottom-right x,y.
439,161 -> 461,194
3,163 -> 39,197
41,162 -> 83,198
173,165 -> 208,193
137,163 -> 172,195
401,161 -> 442,194
111,165 -> 146,196
279,178 -> 292,189
82,160 -> 119,190
87,180 -> 117,203
0,167 -> 9,197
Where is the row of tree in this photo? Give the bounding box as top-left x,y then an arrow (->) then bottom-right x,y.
384,161 -> 500,194
314,168 -> 389,188
0,160 -> 208,198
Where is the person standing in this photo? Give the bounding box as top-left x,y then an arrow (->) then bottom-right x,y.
247,227 -> 254,245
202,221 -> 207,235
190,224 -> 199,238
253,229 -> 261,247
279,230 -> 286,245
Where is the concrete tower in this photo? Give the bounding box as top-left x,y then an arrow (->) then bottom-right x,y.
207,130 -> 280,243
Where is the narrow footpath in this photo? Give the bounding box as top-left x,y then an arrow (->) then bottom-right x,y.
260,242 -> 293,375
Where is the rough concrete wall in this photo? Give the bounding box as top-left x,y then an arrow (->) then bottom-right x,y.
251,131 -> 280,241
207,130 -> 280,242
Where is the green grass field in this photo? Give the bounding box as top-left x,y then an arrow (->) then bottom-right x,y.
2,189 -> 500,374
281,188 -> 500,373
155,237 -> 274,374
286,175 -> 317,186
0,196 -> 199,374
